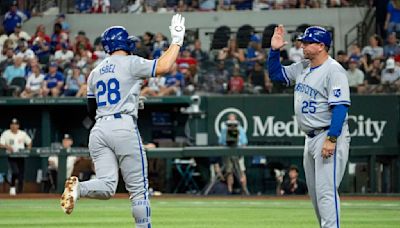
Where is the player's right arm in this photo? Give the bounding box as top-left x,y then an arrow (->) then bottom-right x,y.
155,14 -> 185,75
267,25 -> 301,86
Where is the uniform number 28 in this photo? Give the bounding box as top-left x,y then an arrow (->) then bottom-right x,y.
96,78 -> 121,107
301,101 -> 316,114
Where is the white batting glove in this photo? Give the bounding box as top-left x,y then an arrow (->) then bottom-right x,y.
169,13 -> 185,46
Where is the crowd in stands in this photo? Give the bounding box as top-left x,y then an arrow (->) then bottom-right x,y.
0,0 -> 399,98
73,0 -> 361,14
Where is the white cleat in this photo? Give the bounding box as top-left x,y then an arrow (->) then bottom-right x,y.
9,187 -> 16,196
60,176 -> 80,215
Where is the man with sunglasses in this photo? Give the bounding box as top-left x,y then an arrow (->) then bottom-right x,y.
267,25 -> 351,228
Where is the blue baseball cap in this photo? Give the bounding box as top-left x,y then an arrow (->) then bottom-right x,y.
298,26 -> 332,47
250,34 -> 261,43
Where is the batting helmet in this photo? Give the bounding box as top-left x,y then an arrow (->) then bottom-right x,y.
101,26 -> 134,54
297,26 -> 331,48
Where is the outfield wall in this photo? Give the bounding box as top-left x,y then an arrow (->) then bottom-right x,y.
0,95 -> 399,194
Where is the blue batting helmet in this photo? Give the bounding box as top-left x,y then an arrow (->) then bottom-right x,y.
101,26 -> 134,54
297,26 -> 331,48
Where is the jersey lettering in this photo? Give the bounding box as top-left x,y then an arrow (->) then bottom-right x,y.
96,77 -> 121,106
100,64 -> 116,75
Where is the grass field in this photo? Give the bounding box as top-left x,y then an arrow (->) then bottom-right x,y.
1,196 -> 400,228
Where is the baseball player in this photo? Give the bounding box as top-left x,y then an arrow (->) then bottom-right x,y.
60,14 -> 186,228
268,25 -> 350,228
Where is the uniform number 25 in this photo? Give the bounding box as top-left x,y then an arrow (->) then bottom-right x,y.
301,101 -> 316,114
96,78 -> 121,107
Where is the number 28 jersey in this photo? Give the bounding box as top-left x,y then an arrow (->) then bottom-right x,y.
87,55 -> 157,120
282,57 -> 351,133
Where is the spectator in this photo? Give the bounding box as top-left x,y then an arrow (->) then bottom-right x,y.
383,32 -> 400,58
29,24 -> 51,44
218,0 -> 235,10
75,0 -> 93,13
142,31 -> 154,52
0,48 -> 15,73
31,35 -> 51,64
42,62 -> 64,97
191,39 -> 209,65
20,64 -> 44,98
176,47 -> 198,68
361,34 -> 384,59
54,42 -> 74,69
2,2 -> 27,35
218,38 -> 245,73
199,0 -> 216,11
3,56 -> 25,84
385,0 -> 400,35
47,134 -> 80,192
15,39 -> 35,62
159,63 -> 184,96
346,58 -> 365,93
232,0 -> 253,10
228,66 -> 245,94
252,0 -> 271,11
248,61 -> 272,94
277,165 -> 307,195
132,37 -> 151,59
336,50 -> 349,70
289,36 -> 304,63
8,23 -> 31,43
218,113 -> 250,195
200,60 -> 229,93
0,118 -> 32,196
64,66 -> 86,96
380,57 -> 400,92
50,23 -> 69,53
73,30 -> 93,53
140,76 -> 166,96
55,14 -> 70,33
245,34 -> 265,74
360,58 -> 382,94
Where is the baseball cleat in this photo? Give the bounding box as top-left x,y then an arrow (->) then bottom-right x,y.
60,176 -> 80,215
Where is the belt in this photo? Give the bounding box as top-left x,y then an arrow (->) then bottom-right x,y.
97,113 -> 126,120
306,126 -> 330,138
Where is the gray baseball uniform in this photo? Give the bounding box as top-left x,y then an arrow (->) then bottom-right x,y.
283,57 -> 351,228
83,55 -> 157,228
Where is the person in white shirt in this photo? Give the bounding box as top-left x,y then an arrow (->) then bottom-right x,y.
0,118 -> 32,196
54,42 -> 74,68
21,65 -> 45,98
346,58 -> 364,93
8,23 -> 31,43
15,39 -> 35,62
380,58 -> 400,93
289,37 -> 304,63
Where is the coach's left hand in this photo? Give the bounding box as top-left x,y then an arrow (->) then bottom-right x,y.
322,139 -> 336,159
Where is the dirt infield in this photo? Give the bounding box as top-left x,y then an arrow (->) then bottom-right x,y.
1,193 -> 399,201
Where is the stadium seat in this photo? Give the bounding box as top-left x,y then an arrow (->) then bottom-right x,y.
236,24 -> 255,48
211,26 -> 231,50
262,24 -> 278,48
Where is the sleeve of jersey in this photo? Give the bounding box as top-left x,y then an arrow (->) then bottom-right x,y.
267,49 -> 299,86
328,104 -> 348,137
327,67 -> 351,106
130,56 -> 157,79
86,73 -> 95,99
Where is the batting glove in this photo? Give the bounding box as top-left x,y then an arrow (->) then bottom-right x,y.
169,14 -> 185,46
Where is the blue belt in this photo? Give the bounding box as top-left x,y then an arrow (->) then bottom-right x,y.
113,113 -> 122,118
306,126 -> 330,138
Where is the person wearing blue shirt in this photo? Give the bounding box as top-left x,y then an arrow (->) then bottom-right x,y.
3,56 -> 25,84
218,113 -> 250,195
64,67 -> 85,96
42,62 -> 64,97
3,2 -> 27,35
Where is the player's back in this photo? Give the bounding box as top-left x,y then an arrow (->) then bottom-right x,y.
87,55 -> 156,120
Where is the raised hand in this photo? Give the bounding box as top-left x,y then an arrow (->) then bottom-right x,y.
271,25 -> 288,51
169,14 -> 186,46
